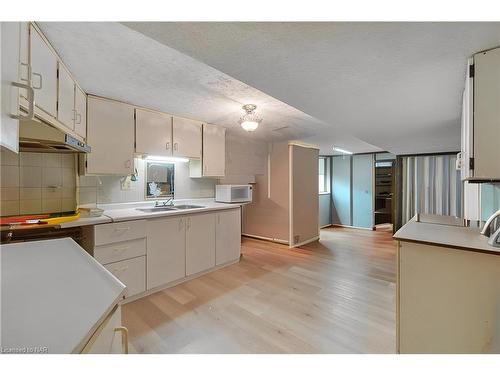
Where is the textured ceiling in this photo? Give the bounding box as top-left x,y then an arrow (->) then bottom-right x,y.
38,22 -> 380,154
123,22 -> 500,155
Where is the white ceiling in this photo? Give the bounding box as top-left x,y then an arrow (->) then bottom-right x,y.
123,22 -> 500,155
38,22 -> 380,155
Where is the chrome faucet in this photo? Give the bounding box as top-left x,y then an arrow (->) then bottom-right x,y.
481,209 -> 500,236
155,197 -> 174,207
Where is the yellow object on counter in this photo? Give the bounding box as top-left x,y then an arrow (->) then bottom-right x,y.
44,212 -> 81,225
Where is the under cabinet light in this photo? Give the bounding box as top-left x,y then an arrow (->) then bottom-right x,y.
144,155 -> 189,163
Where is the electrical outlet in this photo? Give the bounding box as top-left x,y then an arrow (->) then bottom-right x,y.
120,176 -> 131,190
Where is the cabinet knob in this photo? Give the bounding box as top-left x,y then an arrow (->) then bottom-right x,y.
173,143 -> 178,151
166,142 -> 170,150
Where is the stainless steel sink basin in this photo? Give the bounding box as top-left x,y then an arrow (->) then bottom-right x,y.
173,204 -> 205,209
137,207 -> 179,213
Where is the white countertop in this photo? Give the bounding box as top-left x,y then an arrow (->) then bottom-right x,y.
0,238 -> 126,353
394,214 -> 500,256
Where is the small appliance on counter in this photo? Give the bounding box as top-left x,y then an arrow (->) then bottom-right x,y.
215,184 -> 253,203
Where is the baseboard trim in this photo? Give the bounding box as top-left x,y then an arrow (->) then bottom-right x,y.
320,224 -> 333,229
121,257 -> 241,304
242,233 -> 289,245
331,224 -> 375,231
290,235 -> 320,248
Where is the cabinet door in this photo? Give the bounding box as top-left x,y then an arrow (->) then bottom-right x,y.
82,305 -> 124,354
1,22 -> 21,153
74,86 -> 87,139
147,216 -> 186,289
86,96 -> 134,175
172,116 -> 202,159
57,62 -> 75,131
30,25 -> 57,117
135,108 -> 172,156
186,213 -> 215,276
473,48 -> 500,179
203,123 -> 226,176
216,209 -> 241,265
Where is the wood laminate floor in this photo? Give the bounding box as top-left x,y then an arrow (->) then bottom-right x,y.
122,226 -> 397,353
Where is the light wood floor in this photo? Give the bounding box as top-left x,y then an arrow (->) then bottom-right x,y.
122,226 -> 397,353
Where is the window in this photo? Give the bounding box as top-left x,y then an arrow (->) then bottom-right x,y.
145,161 -> 175,199
319,157 -> 330,194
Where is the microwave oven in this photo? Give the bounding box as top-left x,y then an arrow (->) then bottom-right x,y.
215,185 -> 253,203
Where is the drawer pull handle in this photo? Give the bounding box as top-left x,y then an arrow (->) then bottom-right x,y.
113,266 -> 129,273
113,246 -> 129,253
114,227 -> 130,232
114,326 -> 129,354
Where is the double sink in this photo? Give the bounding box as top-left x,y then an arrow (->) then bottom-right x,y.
136,204 -> 205,213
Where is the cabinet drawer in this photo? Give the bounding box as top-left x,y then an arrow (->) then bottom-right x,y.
94,220 -> 146,246
94,238 -> 146,265
104,256 -> 146,297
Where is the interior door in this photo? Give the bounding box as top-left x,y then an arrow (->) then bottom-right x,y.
30,25 -> 57,117
1,22 -> 21,153
203,123 -> 226,176
135,108 -> 172,156
216,209 -> 241,265
147,216 -> 186,289
172,116 -> 202,159
57,62 -> 75,131
186,213 -> 215,276
86,96 -> 134,175
74,86 -> 87,139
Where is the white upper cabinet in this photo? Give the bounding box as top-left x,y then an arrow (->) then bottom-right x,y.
203,123 -> 226,177
135,108 -> 172,156
172,116 -> 202,159
461,47 -> 500,181
57,62 -> 75,131
472,48 -> 500,180
74,86 -> 87,139
30,24 -> 58,118
86,96 -> 135,175
1,22 -> 22,153
215,209 -> 241,265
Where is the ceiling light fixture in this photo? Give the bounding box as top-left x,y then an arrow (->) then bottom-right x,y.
332,146 -> 353,155
144,155 -> 189,163
239,104 -> 262,132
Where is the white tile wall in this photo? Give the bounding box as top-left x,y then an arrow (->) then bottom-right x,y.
78,158 -> 217,205
1,149 -> 77,216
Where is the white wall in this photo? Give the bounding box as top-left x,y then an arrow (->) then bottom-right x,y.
78,158 -> 216,205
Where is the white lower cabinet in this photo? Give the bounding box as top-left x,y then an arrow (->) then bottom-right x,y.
216,209 -> 241,265
87,208 -> 241,299
82,305 -> 127,354
186,213 -> 216,276
147,216 -> 186,289
104,256 -> 146,297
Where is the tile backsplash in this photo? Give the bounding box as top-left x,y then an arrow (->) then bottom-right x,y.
0,148 -> 77,216
78,158 -> 217,206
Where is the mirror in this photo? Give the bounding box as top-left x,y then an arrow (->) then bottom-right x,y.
145,162 -> 175,199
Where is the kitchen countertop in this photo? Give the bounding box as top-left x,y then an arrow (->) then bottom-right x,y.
0,238 -> 126,353
59,215 -> 112,228
394,214 -> 500,256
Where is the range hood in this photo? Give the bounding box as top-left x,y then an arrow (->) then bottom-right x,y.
19,118 -> 91,153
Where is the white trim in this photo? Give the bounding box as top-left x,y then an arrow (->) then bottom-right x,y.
242,233 -> 289,245
289,235 -> 320,248
287,140 -> 320,150
121,257 -> 241,304
331,224 -> 375,231
320,223 -> 333,229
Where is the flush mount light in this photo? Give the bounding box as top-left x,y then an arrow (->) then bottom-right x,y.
144,155 -> 189,163
332,146 -> 353,155
239,104 -> 262,132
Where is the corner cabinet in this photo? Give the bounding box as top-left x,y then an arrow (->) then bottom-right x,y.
459,47 -> 500,181
86,96 -> 135,175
